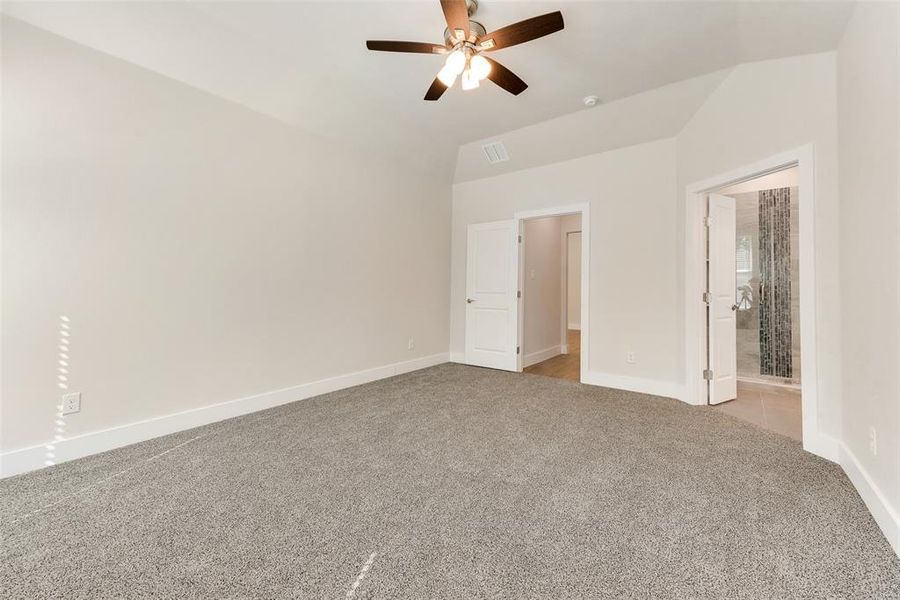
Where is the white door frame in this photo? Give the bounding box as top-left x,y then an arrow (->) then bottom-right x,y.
514,204 -> 590,381
683,145 -> 830,459
562,230 -> 583,351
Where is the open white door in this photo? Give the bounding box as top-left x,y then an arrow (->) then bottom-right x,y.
465,220 -> 519,371
708,194 -> 738,404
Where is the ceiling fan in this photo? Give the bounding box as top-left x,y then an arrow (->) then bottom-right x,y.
366,0 -> 564,101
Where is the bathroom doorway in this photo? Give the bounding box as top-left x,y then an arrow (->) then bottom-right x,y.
706,166 -> 802,441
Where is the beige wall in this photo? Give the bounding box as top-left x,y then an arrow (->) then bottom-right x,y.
451,52 -> 841,413
676,51 -> 842,438
1,19 -> 452,452
522,217 -> 562,362
451,138 -> 680,385
836,1 -> 900,545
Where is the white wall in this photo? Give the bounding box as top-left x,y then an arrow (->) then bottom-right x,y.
1,19 -> 451,459
454,71 -> 729,183
522,217 -> 562,364
562,214 -> 582,331
451,138 -> 680,391
676,52 -> 842,440
836,1 -> 900,553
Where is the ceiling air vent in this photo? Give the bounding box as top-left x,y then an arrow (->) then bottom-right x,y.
482,141 -> 509,164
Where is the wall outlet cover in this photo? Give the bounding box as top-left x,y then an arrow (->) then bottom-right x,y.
61,392 -> 81,415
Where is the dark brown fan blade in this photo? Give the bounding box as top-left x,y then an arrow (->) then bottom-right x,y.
424,78 -> 449,101
440,0 -> 470,40
479,11 -> 564,51
366,40 -> 446,54
483,57 -> 528,95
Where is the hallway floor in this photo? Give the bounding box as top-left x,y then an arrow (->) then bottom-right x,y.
524,330 -> 580,381
714,380 -> 802,441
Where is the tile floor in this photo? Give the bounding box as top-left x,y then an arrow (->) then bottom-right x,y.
714,379 -> 802,441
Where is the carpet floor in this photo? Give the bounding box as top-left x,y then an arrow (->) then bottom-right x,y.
2,363 -> 898,599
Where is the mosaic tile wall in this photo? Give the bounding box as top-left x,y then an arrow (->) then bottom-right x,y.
759,187 -> 793,378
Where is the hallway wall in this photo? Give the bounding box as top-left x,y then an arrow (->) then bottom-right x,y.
522,216 -> 563,364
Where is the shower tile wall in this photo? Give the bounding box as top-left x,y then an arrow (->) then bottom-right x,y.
733,187 -> 800,384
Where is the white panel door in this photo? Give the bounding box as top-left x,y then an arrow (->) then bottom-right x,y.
708,194 -> 738,404
465,220 -> 519,371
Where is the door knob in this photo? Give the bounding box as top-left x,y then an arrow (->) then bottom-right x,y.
467,298 -> 475,304
731,304 -> 739,311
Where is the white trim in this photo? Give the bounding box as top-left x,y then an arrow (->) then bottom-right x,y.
449,351 -> 466,363
582,371 -> 685,400
560,344 -> 569,354
514,203 -> 590,383
840,442 -> 900,557
683,145 -> 830,460
464,220 -> 520,371
0,353 -> 449,479
567,324 -> 581,331
522,345 -> 562,368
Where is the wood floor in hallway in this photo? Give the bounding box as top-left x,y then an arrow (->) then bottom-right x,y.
524,330 -> 581,381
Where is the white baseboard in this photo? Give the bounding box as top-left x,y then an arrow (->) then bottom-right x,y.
839,442 -> 900,558
0,353 -> 449,479
523,345 -> 562,368
582,370 -> 684,400
561,344 -> 569,354
449,352 -> 466,363
805,432 -> 840,463
567,323 -> 581,331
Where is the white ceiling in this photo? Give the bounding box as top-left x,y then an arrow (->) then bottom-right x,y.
3,1 -> 854,180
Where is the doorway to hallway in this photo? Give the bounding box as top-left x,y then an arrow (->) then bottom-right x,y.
523,221 -> 582,382
462,204 -> 589,383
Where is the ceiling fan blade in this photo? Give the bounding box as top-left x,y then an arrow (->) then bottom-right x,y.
483,57 -> 528,95
479,11 -> 564,51
366,40 -> 446,54
440,0 -> 470,41
424,78 -> 449,101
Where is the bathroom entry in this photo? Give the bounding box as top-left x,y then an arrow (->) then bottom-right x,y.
704,167 -> 803,440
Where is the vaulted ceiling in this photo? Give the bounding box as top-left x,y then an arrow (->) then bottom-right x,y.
3,1 -> 854,181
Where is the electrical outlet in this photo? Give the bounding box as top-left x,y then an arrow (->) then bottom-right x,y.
61,392 -> 81,415
869,426 -> 877,456
407,338 -> 415,351
626,351 -> 636,364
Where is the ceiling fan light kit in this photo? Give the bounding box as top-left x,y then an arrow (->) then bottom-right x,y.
366,0 -> 565,101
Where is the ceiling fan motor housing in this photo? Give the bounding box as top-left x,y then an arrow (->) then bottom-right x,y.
444,20 -> 486,48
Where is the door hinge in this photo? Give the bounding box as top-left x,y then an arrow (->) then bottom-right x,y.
516,346 -> 520,355
518,235 -> 522,243
703,369 -> 713,381
703,216 -> 712,227
517,290 -> 521,299
702,291 -> 711,304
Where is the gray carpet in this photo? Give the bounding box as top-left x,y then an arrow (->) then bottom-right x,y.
2,363 -> 898,599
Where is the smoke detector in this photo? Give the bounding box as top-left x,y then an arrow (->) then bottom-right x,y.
583,95 -> 601,107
